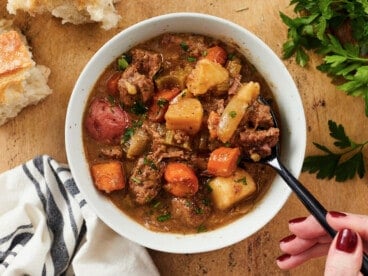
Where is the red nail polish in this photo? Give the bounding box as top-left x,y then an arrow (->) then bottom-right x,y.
329,211 -> 347,218
280,234 -> 296,243
288,217 -> 307,224
276,253 -> 291,262
336,228 -> 357,253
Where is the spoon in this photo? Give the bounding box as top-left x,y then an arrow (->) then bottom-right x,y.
255,96 -> 368,274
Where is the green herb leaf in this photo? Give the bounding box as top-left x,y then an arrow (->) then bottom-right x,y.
157,213 -> 171,222
131,101 -> 148,115
187,56 -> 197,62
279,1 -> 368,115
302,120 -> 367,182
180,41 -> 189,51
229,111 -> 237,118
117,54 -> 131,70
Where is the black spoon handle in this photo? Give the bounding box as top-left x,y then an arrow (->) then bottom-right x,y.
268,157 -> 368,275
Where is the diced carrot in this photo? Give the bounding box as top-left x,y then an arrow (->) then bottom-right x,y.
207,111 -> 220,139
148,88 -> 181,122
91,161 -> 125,193
106,72 -> 121,96
207,147 -> 241,177
164,162 -> 199,197
205,46 -> 227,66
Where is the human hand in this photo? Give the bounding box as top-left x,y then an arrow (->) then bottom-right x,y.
276,211 -> 368,275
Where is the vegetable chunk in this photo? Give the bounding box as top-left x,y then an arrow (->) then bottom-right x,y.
91,161 -> 125,193
209,168 -> 256,210
207,147 -> 241,177
186,59 -> 229,96
217,81 -> 260,143
165,97 -> 203,135
164,162 -> 199,197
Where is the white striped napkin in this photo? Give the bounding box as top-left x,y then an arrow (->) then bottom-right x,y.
0,155 -> 159,276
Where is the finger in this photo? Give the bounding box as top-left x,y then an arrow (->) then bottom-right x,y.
276,242 -> 330,270
324,228 -> 363,276
288,215 -> 327,239
280,233 -> 332,255
327,211 -> 368,245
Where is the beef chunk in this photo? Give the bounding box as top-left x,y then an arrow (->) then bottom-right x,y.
170,196 -> 211,228
239,127 -> 279,160
118,49 -> 162,106
118,66 -> 154,106
130,48 -> 163,79
244,101 -> 274,129
129,146 -> 166,204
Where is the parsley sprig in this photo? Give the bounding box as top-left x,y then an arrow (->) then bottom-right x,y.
302,120 -> 367,182
280,0 -> 368,116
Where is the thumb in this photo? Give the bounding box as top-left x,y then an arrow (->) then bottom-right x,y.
324,228 -> 363,276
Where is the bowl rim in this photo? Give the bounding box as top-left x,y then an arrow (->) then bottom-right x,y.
65,12 -> 306,253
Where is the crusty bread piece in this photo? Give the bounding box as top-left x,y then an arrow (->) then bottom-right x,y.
0,19 -> 52,126
7,0 -> 121,30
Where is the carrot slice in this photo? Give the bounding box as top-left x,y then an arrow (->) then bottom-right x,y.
207,147 -> 241,177
91,161 -> 125,193
205,46 -> 227,66
164,162 -> 199,197
148,88 -> 181,122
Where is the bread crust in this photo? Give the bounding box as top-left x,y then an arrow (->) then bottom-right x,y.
0,20 -> 52,125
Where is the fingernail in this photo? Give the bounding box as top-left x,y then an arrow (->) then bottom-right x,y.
336,228 -> 357,253
288,217 -> 307,224
329,211 -> 347,218
280,234 -> 296,243
276,253 -> 291,262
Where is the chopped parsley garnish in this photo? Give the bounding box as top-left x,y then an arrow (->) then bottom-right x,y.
187,56 -> 197,62
130,177 -> 142,184
197,224 -> 207,233
157,98 -> 168,108
229,111 -> 237,118
122,127 -> 135,143
235,177 -> 247,185
144,157 -> 158,170
227,53 -> 235,60
180,41 -> 189,51
302,120 -> 367,182
107,95 -> 117,106
157,213 -> 171,222
131,101 -> 148,115
117,54 -> 131,70
151,200 -> 161,209
195,207 -> 203,214
121,116 -> 145,143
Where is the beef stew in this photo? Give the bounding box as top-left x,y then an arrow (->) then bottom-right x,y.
83,33 -> 279,234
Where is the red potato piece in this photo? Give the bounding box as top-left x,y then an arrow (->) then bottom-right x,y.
91,161 -> 125,193
85,98 -> 130,144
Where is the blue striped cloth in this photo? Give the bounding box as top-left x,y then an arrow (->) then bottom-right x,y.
0,155 -> 159,276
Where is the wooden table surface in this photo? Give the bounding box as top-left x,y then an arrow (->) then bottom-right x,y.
1,0 -> 367,275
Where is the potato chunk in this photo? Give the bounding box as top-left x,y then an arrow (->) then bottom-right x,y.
186,59 -> 229,96
208,168 -> 256,210
217,81 -> 260,143
165,98 -> 203,135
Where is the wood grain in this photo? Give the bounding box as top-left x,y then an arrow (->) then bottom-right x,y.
1,0 -> 367,275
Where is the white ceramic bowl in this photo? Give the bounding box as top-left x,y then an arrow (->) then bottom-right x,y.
65,12 -> 306,253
